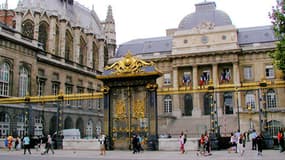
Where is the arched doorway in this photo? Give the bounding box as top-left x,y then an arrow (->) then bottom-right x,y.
76,117 -> 84,138
49,116 -> 57,135
64,116 -> 73,129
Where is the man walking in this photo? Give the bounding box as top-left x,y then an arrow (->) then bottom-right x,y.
23,134 -> 31,155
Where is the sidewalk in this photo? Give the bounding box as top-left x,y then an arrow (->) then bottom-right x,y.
1,148 -> 285,160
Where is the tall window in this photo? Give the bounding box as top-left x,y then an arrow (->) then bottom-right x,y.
65,76 -> 73,105
184,94 -> 193,116
38,21 -> 49,50
87,82 -> 94,109
164,73 -> 171,85
86,119 -> 93,138
265,65 -> 274,79
52,83 -> 60,95
182,72 -> 191,86
79,37 -> 86,65
164,95 -> 172,113
37,69 -> 46,96
266,89 -> 277,108
199,70 -> 210,86
245,92 -> 256,110
96,121 -> 102,136
223,92 -> 233,114
34,115 -> 43,136
22,20 -> 34,39
0,112 -> 10,136
244,66 -> 252,80
16,113 -> 25,137
203,93 -> 211,115
65,31 -> 73,61
19,67 -> 29,97
0,63 -> 10,96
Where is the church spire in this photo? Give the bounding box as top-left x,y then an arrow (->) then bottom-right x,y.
106,5 -> 114,23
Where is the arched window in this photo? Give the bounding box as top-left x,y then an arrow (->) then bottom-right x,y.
86,119 -> 93,138
268,120 -> 283,137
96,121 -> 102,137
184,94 -> 193,116
76,117 -> 84,138
19,67 -> 29,97
224,92 -> 233,114
245,92 -> 256,110
34,115 -> 43,136
79,37 -> 86,65
0,112 -> 10,136
203,93 -> 211,115
0,63 -> 10,96
22,20 -> 34,39
164,95 -> 172,113
64,116 -> 73,129
65,31 -> 73,61
38,21 -> 49,50
266,89 -> 277,108
16,113 -> 25,137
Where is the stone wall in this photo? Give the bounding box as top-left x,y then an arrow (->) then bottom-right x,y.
158,138 -> 199,151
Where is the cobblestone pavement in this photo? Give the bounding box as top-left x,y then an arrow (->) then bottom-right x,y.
0,148 -> 285,160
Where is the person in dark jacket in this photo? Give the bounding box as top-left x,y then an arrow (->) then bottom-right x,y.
256,133 -> 264,156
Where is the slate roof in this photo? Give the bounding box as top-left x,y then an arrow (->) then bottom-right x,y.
237,25 -> 277,45
19,0 -> 103,36
116,37 -> 172,57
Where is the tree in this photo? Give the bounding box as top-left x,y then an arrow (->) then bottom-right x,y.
269,0 -> 285,75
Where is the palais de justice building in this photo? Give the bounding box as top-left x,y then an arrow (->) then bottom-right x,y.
0,0 -> 284,140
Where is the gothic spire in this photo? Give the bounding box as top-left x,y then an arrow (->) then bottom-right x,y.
106,5 -> 114,22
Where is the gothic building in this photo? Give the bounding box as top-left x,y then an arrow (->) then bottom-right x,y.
114,1 -> 285,137
0,0 -> 116,138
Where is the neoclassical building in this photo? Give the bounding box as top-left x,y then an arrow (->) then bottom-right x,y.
114,1 -> 285,137
0,0 -> 115,138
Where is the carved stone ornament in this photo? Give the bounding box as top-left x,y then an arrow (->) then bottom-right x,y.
105,51 -> 154,74
194,21 -> 215,33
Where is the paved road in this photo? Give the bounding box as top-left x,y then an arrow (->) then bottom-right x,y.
0,149 -> 284,160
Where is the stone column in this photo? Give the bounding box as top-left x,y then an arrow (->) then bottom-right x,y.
192,65 -> 198,89
233,62 -> 241,112
33,12 -> 40,41
86,33 -> 94,68
15,12 -> 23,33
59,19 -> 67,58
173,67 -> 178,89
48,16 -> 57,54
73,26 -> 81,63
98,40 -> 105,72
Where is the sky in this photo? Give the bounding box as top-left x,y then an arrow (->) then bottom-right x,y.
0,0 -> 277,45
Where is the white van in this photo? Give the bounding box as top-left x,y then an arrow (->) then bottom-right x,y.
54,129 -> 81,139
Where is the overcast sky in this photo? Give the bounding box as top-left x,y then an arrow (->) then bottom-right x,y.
0,0 -> 277,45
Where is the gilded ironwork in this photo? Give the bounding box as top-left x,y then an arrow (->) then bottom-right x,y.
146,83 -> 158,91
105,51 -> 154,74
115,100 -> 126,119
133,99 -> 145,118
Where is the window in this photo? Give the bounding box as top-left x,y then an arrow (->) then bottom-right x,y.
245,92 -> 256,110
0,112 -> 10,136
244,66 -> 252,80
223,92 -> 233,114
87,82 -> 94,109
79,37 -> 87,65
220,68 -> 231,83
55,25 -> 60,55
265,65 -> 274,79
199,70 -> 210,86
203,93 -> 211,115
164,95 -> 172,113
38,22 -> 49,50
22,20 -> 34,39
52,83 -> 60,95
266,89 -> 277,108
65,85 -> 73,105
182,72 -> 191,86
268,120 -> 283,138
37,80 -> 45,96
164,73 -> 171,85
65,31 -> 73,61
86,120 -> 93,138
19,67 -> 29,97
0,63 -> 10,96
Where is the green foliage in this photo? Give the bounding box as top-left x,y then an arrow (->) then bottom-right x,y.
269,0 -> 285,74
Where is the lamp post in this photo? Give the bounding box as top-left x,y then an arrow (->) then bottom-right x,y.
235,88 -> 240,131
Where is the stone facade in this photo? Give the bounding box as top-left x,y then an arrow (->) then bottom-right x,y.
114,1 -> 285,138
0,0 -> 116,138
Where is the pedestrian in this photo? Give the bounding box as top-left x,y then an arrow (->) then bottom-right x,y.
234,129 -> 240,153
228,132 -> 236,153
240,132 -> 246,156
277,129 -> 284,153
197,134 -> 205,156
14,136 -> 20,151
256,132 -> 264,156
132,134 -> 138,154
4,136 -> 8,150
204,132 -> 211,156
23,134 -> 31,155
42,134 -> 54,155
99,133 -> 106,155
7,135 -> 13,151
250,129 -> 257,150
179,132 -> 185,154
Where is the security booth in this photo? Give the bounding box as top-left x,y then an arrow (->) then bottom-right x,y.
97,52 -> 161,150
